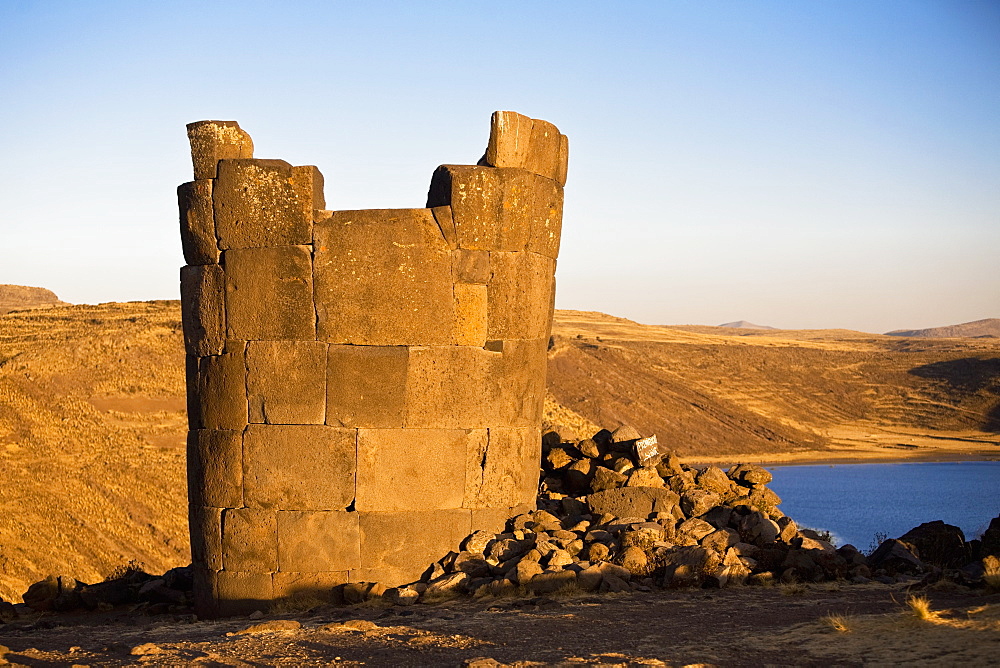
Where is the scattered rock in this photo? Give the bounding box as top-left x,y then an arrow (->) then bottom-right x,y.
235,619 -> 302,634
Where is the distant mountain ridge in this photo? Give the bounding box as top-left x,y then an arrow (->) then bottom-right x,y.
718,320 -> 775,330
0,284 -> 68,314
886,318 -> 1000,339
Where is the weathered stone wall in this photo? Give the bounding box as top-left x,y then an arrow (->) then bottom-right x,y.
179,112 -> 567,616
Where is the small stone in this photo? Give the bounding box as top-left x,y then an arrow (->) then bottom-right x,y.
611,425 -> 642,445
618,546 -> 649,575
544,446 -> 576,471
546,549 -> 574,569
678,518 -> 716,541
590,467 -> 628,493
586,542 -> 611,563
526,569 -> 576,594
700,528 -> 739,553
599,574 -> 630,593
622,523 -> 666,551
681,489 -> 721,517
515,559 -> 543,584
696,466 -> 736,497
462,530 -> 495,555
657,451 -> 684,476
385,586 -> 420,606
577,438 -> 601,458
577,565 -> 603,591
626,466 -> 665,488
236,619 -> 302,634
423,572 -> 469,599
131,642 -> 167,656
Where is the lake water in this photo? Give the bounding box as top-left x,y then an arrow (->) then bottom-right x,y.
766,461 -> 1000,551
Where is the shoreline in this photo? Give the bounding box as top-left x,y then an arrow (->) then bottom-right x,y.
684,447 -> 1000,469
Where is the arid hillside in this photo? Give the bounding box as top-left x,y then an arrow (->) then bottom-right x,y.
0,301 -> 998,601
886,318 -> 1000,339
0,301 -> 189,602
547,310 -> 1000,460
0,284 -> 68,314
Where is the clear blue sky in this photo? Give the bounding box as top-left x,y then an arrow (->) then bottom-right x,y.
1,0 -> 997,332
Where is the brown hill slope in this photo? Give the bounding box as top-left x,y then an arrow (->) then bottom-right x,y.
547,311 -> 1000,460
0,303 -> 998,601
886,318 -> 1000,339
0,284 -> 68,314
0,301 -> 188,601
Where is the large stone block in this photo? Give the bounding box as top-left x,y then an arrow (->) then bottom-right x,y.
453,283 -> 487,346
246,340 -> 327,424
178,179 -> 219,265
464,427 -> 540,509
294,165 -> 326,210
587,488 -> 681,519
185,354 -> 201,429
556,133 -> 569,187
452,249 -> 490,284
493,338 -> 548,426
191,566 -> 217,618
277,510 -> 360,572
484,111 -> 534,172
272,570 -> 349,602
482,111 -> 568,186
189,505 -> 223,571
187,429 -> 243,508
525,176 -> 563,259
186,120 -> 254,181
358,510 -> 472,586
314,209 -> 454,345
425,165 -> 533,252
215,571 -> 273,616
487,251 -> 556,340
180,264 -> 225,356
430,205 -> 458,248
221,507 -> 277,572
223,246 -> 316,341
403,345 -> 499,428
356,429 -> 473,511
526,118 -> 563,183
213,159 -> 317,248
471,504 -> 534,536
243,424 -> 356,510
326,345 -> 408,428
198,351 -> 247,430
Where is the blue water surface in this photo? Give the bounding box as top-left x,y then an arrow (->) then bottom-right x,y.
766,461 -> 1000,551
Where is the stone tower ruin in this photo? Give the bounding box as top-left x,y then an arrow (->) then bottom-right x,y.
179,112 -> 567,616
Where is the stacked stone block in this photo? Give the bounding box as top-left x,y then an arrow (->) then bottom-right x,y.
179,112 -> 567,616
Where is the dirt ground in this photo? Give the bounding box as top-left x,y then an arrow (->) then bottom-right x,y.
2,582 -> 998,667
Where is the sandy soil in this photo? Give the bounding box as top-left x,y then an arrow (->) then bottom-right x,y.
2,583 -> 998,666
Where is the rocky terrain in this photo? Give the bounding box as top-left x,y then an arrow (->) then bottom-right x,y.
1,300 -> 998,604
0,285 -> 67,315
2,433 -> 999,665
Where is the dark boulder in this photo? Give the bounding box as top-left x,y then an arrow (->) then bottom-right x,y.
898,520 -> 970,568
868,539 -> 925,575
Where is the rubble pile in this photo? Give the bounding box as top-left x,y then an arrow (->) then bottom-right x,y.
372,425 -> 870,604
8,425 -> 1000,616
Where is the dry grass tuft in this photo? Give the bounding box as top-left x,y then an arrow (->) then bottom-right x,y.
983,555 -> 1000,592
781,583 -> 807,596
820,613 -> 853,633
906,595 -> 937,621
